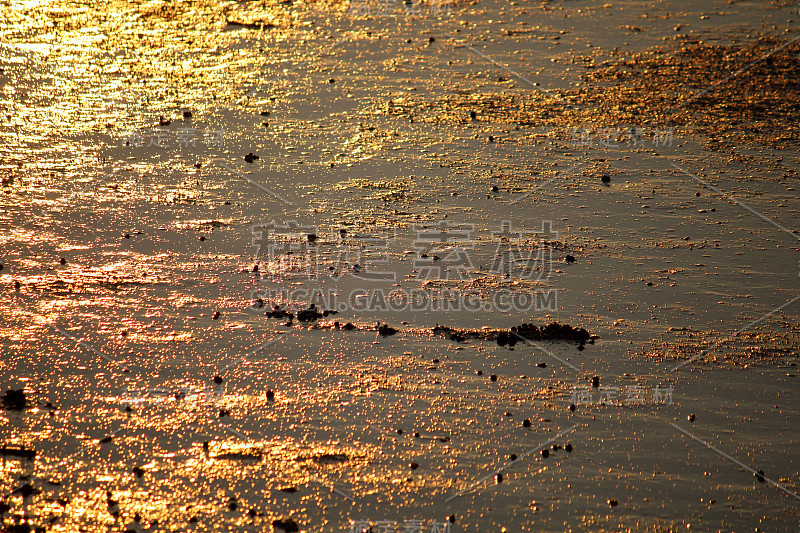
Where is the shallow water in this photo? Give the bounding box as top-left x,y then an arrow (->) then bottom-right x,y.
1,0 -> 799,531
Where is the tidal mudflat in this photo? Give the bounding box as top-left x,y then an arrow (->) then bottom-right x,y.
1,0 -> 799,531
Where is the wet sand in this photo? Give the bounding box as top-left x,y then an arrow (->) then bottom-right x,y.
1,0 -> 799,531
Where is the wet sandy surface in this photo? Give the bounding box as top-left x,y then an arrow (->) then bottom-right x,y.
1,0 -> 800,531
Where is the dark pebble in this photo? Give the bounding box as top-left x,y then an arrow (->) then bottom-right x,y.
267,390 -> 275,401
755,470 -> 766,483
448,515 -> 456,524
409,462 -> 419,470
536,362 -> 547,368
509,454 -> 517,461
522,419 -> 531,428
273,518 -> 300,532
307,233 -> 317,242
490,374 -> 497,382
475,370 -> 483,376
577,344 -> 585,351
199,236 -> 205,241
59,257 -> 66,265
565,443 -> 573,452
183,111 -> 192,118
212,311 -> 220,320
688,414 -> 695,422
396,428 -> 403,435
569,403 -> 576,412
213,375 -> 223,384
607,498 -> 618,506
591,376 -> 600,388
328,78 -> 336,83
132,467 -> 144,478
601,174 -> 611,184
491,185 -> 499,192
541,449 -> 549,458
495,473 -> 503,484
565,255 -> 576,263
2,389 -> 26,410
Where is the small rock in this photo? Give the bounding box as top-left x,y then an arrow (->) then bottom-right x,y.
755,470 -> 766,483
565,255 -> 576,263
607,498 -> 618,507
688,414 -> 695,422
565,443 -> 573,452
601,174 -> 611,184
272,518 -> 300,532
491,185 -> 499,192
2,389 -> 26,410
522,419 -> 531,428
409,462 -> 419,470
490,374 -> 498,382
212,311 -> 220,320
495,473 -> 503,484
591,376 -> 600,388
213,375 -> 223,384
541,449 -> 549,458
